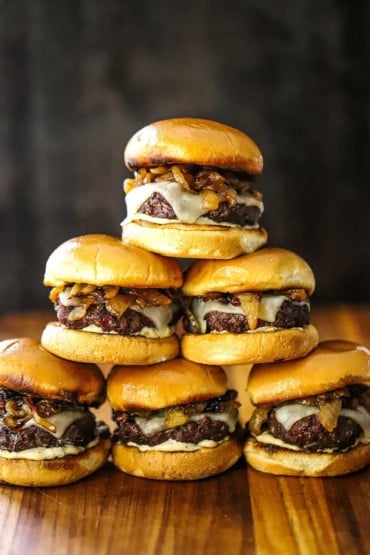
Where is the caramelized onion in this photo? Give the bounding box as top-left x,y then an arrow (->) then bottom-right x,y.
248,407 -> 270,435
25,397 -> 57,434
237,293 -> 260,330
201,189 -> 219,211
318,398 -> 342,432
106,294 -> 132,317
285,289 -> 308,302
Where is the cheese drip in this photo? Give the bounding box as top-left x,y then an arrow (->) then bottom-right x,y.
123,180 -> 263,227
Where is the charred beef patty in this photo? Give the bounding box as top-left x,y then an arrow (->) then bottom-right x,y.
0,389 -> 109,452
249,386 -> 369,452
267,413 -> 362,451
52,285 -> 181,335
183,293 -> 310,334
112,390 -> 239,447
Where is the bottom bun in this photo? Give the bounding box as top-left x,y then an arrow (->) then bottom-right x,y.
122,220 -> 267,259
0,438 -> 111,487
112,439 -> 242,480
41,322 -> 179,365
181,325 -> 319,365
244,439 -> 370,477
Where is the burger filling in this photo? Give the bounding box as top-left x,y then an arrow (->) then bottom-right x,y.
112,390 -> 240,452
248,385 -> 370,453
183,289 -> 310,334
50,284 -> 182,339
0,388 -> 109,460
123,165 -> 263,228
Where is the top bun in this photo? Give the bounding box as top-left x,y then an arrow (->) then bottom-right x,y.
182,248 -> 315,296
44,234 -> 183,288
107,358 -> 227,411
248,340 -> 370,406
0,338 -> 106,405
124,118 -> 263,175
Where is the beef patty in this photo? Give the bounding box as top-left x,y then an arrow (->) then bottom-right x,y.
267,412 -> 362,452
56,303 -> 156,334
184,299 -> 310,334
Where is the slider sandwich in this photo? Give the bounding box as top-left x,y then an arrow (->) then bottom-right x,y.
41,234 -> 183,365
0,338 -> 110,487
107,359 -> 243,480
181,248 -> 319,365
245,341 -> 370,476
122,117 -> 267,259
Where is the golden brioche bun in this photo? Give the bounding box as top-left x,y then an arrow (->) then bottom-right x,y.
0,338 -> 105,405
182,247 -> 315,296
181,325 -> 319,365
41,323 -> 179,365
124,117 -> 263,175
122,221 -> 267,259
107,358 -> 227,411
247,340 -> 370,406
112,438 -> 242,480
244,438 -> 370,477
44,233 -> 182,288
0,438 -> 111,487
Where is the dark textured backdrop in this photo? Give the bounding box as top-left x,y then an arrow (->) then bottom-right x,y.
0,0 -> 369,313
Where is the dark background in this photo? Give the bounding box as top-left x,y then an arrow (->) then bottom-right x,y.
0,0 -> 369,314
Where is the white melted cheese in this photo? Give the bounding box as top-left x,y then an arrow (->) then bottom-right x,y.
134,411 -> 238,438
191,295 -> 308,332
0,437 -> 99,460
128,437 -> 228,453
122,180 -> 263,226
274,402 -> 370,440
258,295 -> 288,322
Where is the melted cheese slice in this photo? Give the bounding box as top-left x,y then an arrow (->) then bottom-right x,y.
123,180 -> 263,227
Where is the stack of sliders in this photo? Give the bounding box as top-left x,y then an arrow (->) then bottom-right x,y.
110,117 -> 321,479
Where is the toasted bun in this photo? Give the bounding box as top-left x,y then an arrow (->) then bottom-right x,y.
112,438 -> 242,480
0,438 -> 111,487
124,118 -> 263,175
248,340 -> 370,406
122,221 -> 267,259
0,338 -> 105,405
244,438 -> 370,477
44,233 -> 182,288
107,358 -> 227,411
41,323 -> 179,365
181,325 -> 319,366
183,247 -> 315,295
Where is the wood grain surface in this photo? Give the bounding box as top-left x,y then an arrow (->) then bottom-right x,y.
0,306 -> 368,555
